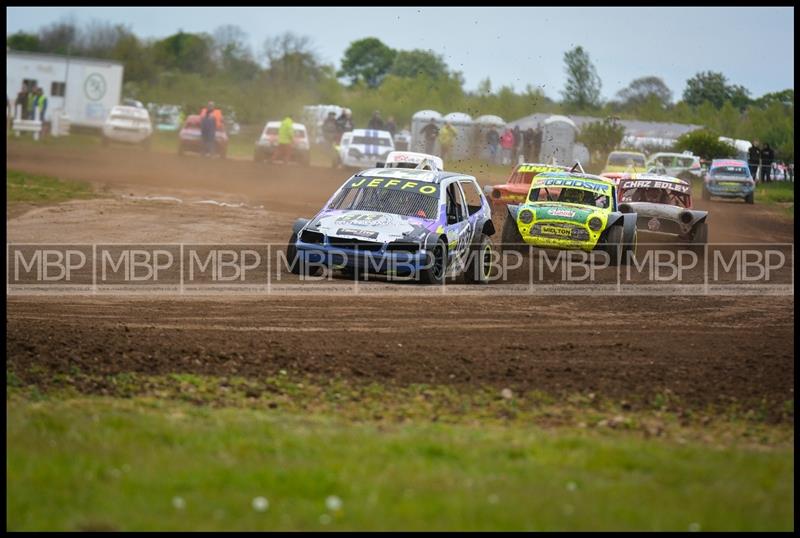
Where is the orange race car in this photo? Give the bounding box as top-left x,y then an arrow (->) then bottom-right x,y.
483,162 -> 569,214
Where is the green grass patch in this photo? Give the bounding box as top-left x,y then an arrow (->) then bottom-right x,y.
755,181 -> 795,216
7,169 -> 95,203
6,395 -> 793,531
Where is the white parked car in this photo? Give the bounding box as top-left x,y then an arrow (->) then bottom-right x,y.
379,151 -> 443,171
337,128 -> 394,169
646,151 -> 703,179
254,121 -> 310,165
101,105 -> 153,147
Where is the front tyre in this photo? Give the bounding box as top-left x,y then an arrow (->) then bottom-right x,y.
744,192 -> 754,204
419,238 -> 447,285
464,234 -> 494,284
287,232 -> 322,277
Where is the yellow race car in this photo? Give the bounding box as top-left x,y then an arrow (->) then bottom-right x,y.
500,171 -> 638,265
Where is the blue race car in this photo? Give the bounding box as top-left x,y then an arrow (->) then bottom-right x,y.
287,167 -> 496,284
702,159 -> 756,204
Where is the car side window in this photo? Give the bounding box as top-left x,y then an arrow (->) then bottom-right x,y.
446,183 -> 467,224
458,180 -> 484,216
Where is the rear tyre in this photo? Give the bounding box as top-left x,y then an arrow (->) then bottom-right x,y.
689,221 -> 708,255
419,238 -> 447,285
464,234 -> 494,284
287,232 -> 322,277
744,192 -> 754,204
500,217 -> 525,254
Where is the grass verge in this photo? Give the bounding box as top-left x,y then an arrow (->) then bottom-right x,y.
6,393 -> 793,531
7,169 -> 96,204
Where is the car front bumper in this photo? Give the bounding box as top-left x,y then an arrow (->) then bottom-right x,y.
705,182 -> 754,198
293,240 -> 429,275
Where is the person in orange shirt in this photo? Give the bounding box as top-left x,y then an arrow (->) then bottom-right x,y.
200,101 -> 224,130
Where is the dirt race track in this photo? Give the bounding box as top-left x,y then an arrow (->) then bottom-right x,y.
6,142 -> 795,420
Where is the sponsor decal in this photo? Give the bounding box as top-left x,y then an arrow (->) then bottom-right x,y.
347,177 -> 438,195
335,213 -> 391,227
517,164 -> 564,173
533,177 -> 611,194
547,208 -> 576,218
336,228 -> 380,240
541,225 -> 572,237
619,179 -> 690,193
647,217 -> 661,231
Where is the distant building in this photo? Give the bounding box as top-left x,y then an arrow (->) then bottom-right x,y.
6,49 -> 124,128
509,113 -> 703,151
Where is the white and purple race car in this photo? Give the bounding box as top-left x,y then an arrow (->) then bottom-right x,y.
287,167 -> 496,284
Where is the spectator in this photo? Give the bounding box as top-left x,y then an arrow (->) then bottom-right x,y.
33,86 -> 48,135
486,127 -> 500,164
523,127 -> 536,162
200,101 -> 224,129
512,125 -> 521,164
27,84 -> 39,120
322,111 -> 339,166
532,125 -> 543,163
15,82 -> 29,121
438,122 -> 457,162
788,163 -> 794,182
420,118 -> 439,155
385,115 -> 397,138
336,109 -> 353,142
367,110 -> 385,131
274,116 -> 295,164
500,127 -> 515,165
761,143 -> 774,183
748,142 -> 761,181
200,105 -> 217,157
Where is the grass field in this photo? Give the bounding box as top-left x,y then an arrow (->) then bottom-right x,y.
6,169 -> 96,203
7,388 -> 793,531
6,369 -> 794,531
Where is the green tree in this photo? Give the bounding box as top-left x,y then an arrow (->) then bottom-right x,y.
338,37 -> 396,88
577,117 -> 625,163
390,49 -> 449,79
674,129 -> 737,161
615,76 -> 672,109
152,31 -> 215,75
682,71 -> 751,110
6,31 -> 41,52
561,46 -> 602,111
37,18 -> 79,54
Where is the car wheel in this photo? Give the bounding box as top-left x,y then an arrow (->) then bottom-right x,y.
464,234 -> 494,284
600,224 -> 625,266
500,216 -> 524,253
419,237 -> 447,285
287,232 -> 322,277
744,192 -> 754,204
689,221 -> 708,255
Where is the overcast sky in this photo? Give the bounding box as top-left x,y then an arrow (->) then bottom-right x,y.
6,6 -> 795,101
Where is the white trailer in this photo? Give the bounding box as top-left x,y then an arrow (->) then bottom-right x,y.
6,49 -> 124,129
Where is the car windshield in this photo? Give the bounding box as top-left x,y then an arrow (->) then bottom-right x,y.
529,186 -> 611,208
352,136 -> 392,146
709,165 -> 750,178
608,153 -> 645,167
328,179 -> 439,220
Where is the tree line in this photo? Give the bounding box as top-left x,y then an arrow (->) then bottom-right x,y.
7,19 -> 794,160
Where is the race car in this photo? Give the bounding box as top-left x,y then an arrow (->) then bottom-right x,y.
617,173 -> 708,248
500,171 -> 637,265
483,163 -> 570,213
603,151 -> 647,174
646,151 -> 703,180
377,151 -> 443,171
101,105 -> 153,148
336,129 -> 395,169
178,114 -> 229,159
287,167 -> 496,284
702,159 -> 755,204
253,121 -> 310,165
